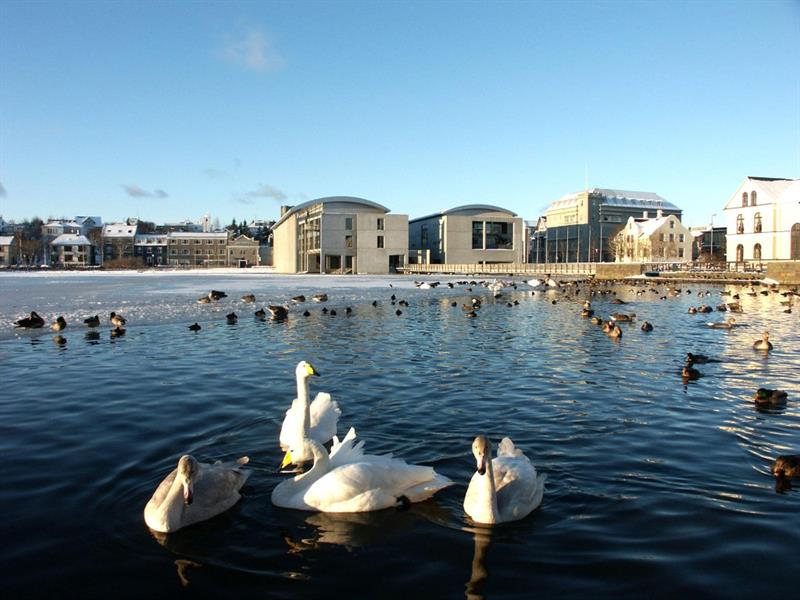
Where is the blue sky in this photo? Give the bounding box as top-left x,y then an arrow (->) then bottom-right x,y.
1,0 -> 798,227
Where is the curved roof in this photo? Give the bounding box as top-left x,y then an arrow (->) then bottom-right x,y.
546,188 -> 680,212
410,204 -> 517,223
274,196 -> 390,229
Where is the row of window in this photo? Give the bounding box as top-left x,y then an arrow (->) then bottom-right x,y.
742,191 -> 757,207
345,235 -> 384,248
735,244 -> 762,261
472,221 -> 513,250
735,213 -> 762,234
343,217 -> 384,231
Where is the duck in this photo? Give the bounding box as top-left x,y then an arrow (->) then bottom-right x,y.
209,290 -> 227,301
465,310 -> 478,318
640,321 -> 653,332
196,296 -> 211,304
753,332 -> 773,351
268,305 -> 289,320
771,455 -> 800,479
303,310 -> 311,317
254,308 -> 267,320
610,312 -> 635,322
15,311 -> 45,328
396,309 -> 403,316
591,316 -> 603,325
330,309 -> 337,316
688,307 -> 698,314
51,316 -> 67,332
272,428 -> 453,512
707,318 -> 735,329
292,295 -> 306,303
463,436 -> 545,525
686,352 -> 715,364
753,388 -> 787,405
312,294 -> 328,303
84,315 -> 100,327
682,364 -> 701,380
241,294 -> 256,303
225,312 -> 238,324
607,323 -> 623,339
144,455 -> 250,533
279,361 -> 341,466
109,312 -> 126,327
188,323 -> 201,332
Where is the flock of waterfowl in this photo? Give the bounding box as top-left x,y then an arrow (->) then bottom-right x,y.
143,360 -> 546,532
11,274 -> 798,532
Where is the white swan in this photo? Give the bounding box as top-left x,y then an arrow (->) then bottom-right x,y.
279,361 -> 341,465
463,436 -> 545,524
144,455 -> 251,533
272,428 -> 453,512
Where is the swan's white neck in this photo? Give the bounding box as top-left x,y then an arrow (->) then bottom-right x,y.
157,475 -> 187,531
295,371 -> 312,437
475,457 -> 500,524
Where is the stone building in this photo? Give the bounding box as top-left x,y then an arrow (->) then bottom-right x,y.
227,234 -> 260,267
166,232 -> 228,267
612,211 -> 693,263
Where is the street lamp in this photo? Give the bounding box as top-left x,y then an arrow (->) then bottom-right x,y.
709,213 -> 717,265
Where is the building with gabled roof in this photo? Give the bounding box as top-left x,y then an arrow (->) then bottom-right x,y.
0,235 -> 17,267
612,211 -> 692,263
409,204 -> 524,264
50,233 -> 95,267
723,176 -> 800,262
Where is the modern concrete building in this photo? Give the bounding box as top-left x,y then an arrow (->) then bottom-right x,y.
408,205 -> 524,264
227,234 -> 260,267
50,234 -> 95,267
532,188 -> 682,263
612,211 -> 693,263
272,196 -> 408,274
134,234 -> 168,266
167,232 -> 228,267
724,176 -> 800,262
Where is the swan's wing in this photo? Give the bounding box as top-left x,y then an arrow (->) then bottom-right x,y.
496,437 -> 523,458
494,457 -> 544,522
329,427 -> 366,468
308,392 -> 341,444
279,398 -> 304,450
190,460 -> 251,515
145,467 -> 178,511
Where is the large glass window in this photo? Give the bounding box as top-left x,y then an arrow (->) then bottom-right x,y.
472,222 -> 484,249
421,226 -> 429,248
485,222 -> 513,249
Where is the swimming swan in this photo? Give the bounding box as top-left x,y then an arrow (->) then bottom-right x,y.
279,361 -> 341,464
463,436 -> 545,524
271,428 -> 453,512
144,455 -> 251,533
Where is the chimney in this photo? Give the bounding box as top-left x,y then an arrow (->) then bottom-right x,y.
656,209 -> 663,219
642,211 -> 648,219
280,205 -> 292,217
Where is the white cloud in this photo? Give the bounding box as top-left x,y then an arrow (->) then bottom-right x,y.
222,29 -> 285,73
246,184 -> 287,201
121,184 -> 168,199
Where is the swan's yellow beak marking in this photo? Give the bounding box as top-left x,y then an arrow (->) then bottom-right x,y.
281,450 -> 293,469
305,363 -> 319,377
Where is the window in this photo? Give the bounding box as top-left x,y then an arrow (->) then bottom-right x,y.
194,239 -> 201,244
345,256 -> 353,271
660,233 -> 666,242
485,222 -> 513,249
207,240 -> 213,245
753,243 -> 762,261
742,192 -> 748,207
182,239 -> 188,244
377,235 -> 384,248
669,233 -> 674,242
678,247 -> 685,258
472,222 -> 483,249
669,220 -> 674,229
421,226 -> 429,248
377,217 -> 384,231
751,190 -> 757,206
345,235 -> 353,248
679,233 -> 685,242
736,214 -> 744,234
344,217 -> 353,230
754,212 -> 762,233
736,244 -> 744,262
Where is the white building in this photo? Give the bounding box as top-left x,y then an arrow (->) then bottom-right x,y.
50,234 -> 95,267
0,235 -> 16,266
613,211 -> 692,263
724,176 -> 800,262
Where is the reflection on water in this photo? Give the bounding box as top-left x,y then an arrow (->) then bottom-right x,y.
0,277 -> 798,597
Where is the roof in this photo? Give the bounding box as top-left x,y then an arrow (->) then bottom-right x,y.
103,223 -> 137,237
0,235 -> 14,245
51,234 -> 92,246
410,204 -> 518,223
622,214 -> 685,239
134,234 -> 167,245
546,188 -> 680,212
723,176 -> 800,210
167,231 -> 228,239
273,196 -> 390,229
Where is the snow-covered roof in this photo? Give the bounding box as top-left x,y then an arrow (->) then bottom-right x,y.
167,231 -> 228,239
274,196 -> 391,229
547,188 -> 680,212
0,235 -> 14,246
75,216 -> 102,226
134,234 -> 167,245
103,223 -> 137,237
51,234 -> 93,246
410,204 -> 517,223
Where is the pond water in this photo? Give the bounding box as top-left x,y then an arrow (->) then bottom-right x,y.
1,273 -> 798,598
